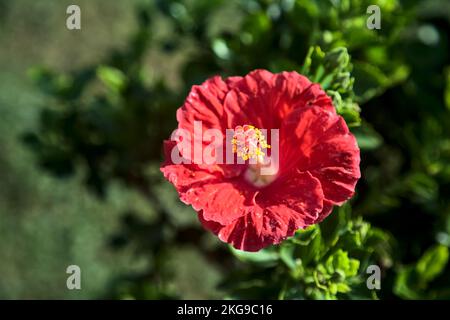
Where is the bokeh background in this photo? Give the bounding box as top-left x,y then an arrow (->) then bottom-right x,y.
0,0 -> 449,299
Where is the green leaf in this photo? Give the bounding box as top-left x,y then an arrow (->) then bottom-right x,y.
279,243 -> 296,270
416,245 -> 449,282
96,66 -> 127,93
394,267 -> 421,299
291,225 -> 319,245
300,46 -> 325,76
394,245 -> 449,299
326,249 -> 360,277
230,246 -> 279,267
294,227 -> 323,265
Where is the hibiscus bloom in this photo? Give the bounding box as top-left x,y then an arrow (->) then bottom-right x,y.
161,69 -> 360,252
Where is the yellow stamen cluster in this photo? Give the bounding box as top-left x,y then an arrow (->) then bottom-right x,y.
231,125 -> 271,161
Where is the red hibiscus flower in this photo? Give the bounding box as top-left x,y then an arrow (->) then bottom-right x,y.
161,69 -> 360,252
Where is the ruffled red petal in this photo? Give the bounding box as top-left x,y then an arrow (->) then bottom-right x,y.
223,70 -> 332,130
199,171 -> 324,251
177,76 -> 234,132
283,106 -> 360,210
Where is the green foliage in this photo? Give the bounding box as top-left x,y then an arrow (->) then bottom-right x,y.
11,0 -> 450,299
97,66 -> 128,94
226,205 -> 391,299
394,245 -> 449,299
301,46 -> 361,127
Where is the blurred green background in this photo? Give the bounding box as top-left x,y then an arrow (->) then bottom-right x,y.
0,0 -> 449,299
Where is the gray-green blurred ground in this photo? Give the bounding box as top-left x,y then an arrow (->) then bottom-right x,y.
0,0 -> 221,299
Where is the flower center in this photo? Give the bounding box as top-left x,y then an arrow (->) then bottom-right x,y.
231,125 -> 270,161
232,125 -> 276,187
